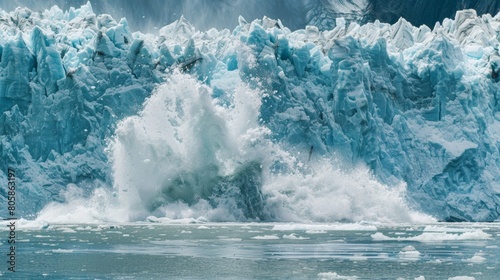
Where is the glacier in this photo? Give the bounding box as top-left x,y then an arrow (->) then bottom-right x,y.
0,2 -> 500,222
2,0 -> 500,33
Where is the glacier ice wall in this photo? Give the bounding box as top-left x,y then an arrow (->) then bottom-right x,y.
0,3 -> 499,222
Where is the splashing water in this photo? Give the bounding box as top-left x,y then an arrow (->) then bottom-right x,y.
36,72 -> 433,224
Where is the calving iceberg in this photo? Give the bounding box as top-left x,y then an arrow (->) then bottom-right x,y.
0,3 -> 499,222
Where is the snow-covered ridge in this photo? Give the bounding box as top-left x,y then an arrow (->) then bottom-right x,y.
0,2 -> 499,222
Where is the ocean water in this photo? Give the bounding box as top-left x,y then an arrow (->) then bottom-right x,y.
2,222 -> 499,279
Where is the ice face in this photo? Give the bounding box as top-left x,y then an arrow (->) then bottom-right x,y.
0,3 -> 499,222
1,0 -> 499,33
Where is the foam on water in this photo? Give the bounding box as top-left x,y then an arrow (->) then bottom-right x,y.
35,184 -> 123,223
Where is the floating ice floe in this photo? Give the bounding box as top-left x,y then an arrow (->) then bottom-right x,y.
371,229 -> 491,241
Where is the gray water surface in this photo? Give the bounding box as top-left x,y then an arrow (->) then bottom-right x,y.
1,223 -> 499,279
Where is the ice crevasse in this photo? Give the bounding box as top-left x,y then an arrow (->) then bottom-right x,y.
0,2 -> 499,222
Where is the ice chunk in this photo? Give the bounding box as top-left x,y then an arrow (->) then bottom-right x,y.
398,245 -> 421,261
251,235 -> 279,240
318,272 -> 358,280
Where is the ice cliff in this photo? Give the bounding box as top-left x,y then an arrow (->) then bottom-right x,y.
3,0 -> 500,33
0,3 -> 499,222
